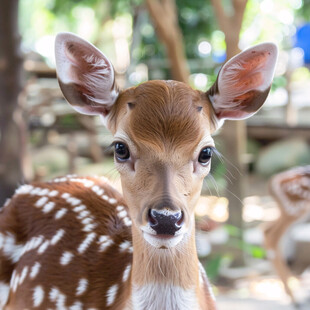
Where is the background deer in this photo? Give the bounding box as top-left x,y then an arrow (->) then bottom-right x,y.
0,33 -> 277,309
263,165 -> 310,305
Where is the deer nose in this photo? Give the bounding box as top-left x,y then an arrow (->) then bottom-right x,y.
148,209 -> 184,235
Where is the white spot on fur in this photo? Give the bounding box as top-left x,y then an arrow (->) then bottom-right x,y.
30,262 -> 41,279
37,240 -> 50,254
60,251 -> 74,265
73,205 -> 87,213
98,235 -> 113,252
15,184 -> 33,195
118,210 -> 127,218
30,187 -> 41,195
19,266 -> 29,285
123,217 -> 132,227
92,185 -> 104,196
33,285 -> 44,307
10,270 -> 19,292
78,233 -> 96,254
67,197 -> 81,206
122,265 -> 131,282
70,178 -> 94,188
81,217 -> 92,225
43,201 -> 56,213
77,210 -> 90,219
48,190 -> 59,197
0,232 -> 24,263
35,196 -> 48,208
0,282 -> 10,307
49,287 -> 60,301
38,188 -> 50,196
106,284 -> 118,306
82,223 -> 97,232
109,198 -> 117,204
69,301 -> 83,310
51,229 -> 65,245
61,192 -> 70,199
49,287 -> 66,309
55,208 -> 68,220
119,240 -> 132,252
76,278 -> 88,296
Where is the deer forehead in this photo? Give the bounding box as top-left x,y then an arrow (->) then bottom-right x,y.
110,80 -> 216,156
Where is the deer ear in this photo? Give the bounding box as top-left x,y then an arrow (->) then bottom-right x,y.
55,32 -> 118,123
207,43 -> 278,122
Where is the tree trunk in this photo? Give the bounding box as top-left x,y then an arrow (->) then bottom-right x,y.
146,0 -> 190,83
210,0 -> 248,266
0,0 -> 24,206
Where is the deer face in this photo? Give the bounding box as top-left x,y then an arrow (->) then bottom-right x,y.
107,80 -> 216,248
55,32 -> 277,249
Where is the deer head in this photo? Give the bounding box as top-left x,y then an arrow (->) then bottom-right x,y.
55,32 -> 277,251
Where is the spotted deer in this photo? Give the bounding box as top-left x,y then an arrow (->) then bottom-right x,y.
0,33 -> 277,309
263,166 -> 310,304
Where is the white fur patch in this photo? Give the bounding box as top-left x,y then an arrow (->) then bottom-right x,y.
106,284 -> 118,306
15,184 -> 33,195
70,178 -> 94,188
49,287 -> 67,309
30,262 -> 41,279
43,201 -> 56,213
0,282 -> 10,307
69,301 -> 83,310
78,233 -> 96,254
55,208 -> 68,220
37,240 -> 50,254
119,240 -> 132,253
35,196 -> 49,208
132,284 -> 198,310
0,232 -> 24,263
51,229 -> 65,245
60,251 -> 74,265
76,278 -> 88,296
19,266 -> 29,285
98,235 -> 113,252
122,265 -> 131,282
48,190 -> 59,197
33,285 -> 45,307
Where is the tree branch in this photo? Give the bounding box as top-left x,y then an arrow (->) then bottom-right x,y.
232,0 -> 247,35
210,0 -> 229,34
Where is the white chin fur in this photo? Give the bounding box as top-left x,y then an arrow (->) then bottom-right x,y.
143,232 -> 184,248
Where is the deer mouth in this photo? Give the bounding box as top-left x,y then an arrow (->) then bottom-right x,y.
141,227 -> 186,249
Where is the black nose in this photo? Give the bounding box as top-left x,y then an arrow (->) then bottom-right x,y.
148,209 -> 184,235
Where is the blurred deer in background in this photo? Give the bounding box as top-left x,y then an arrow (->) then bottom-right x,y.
263,166 -> 310,305
0,33 -> 277,309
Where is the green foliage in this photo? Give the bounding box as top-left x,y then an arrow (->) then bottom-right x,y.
224,224 -> 266,259
177,0 -> 217,58
203,254 -> 224,282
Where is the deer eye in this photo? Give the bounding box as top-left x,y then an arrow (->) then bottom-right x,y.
114,142 -> 130,162
198,147 -> 213,165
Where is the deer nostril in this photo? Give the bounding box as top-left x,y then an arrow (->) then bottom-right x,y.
176,211 -> 184,227
148,209 -> 158,226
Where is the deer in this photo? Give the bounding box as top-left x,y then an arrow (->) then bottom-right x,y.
0,32 -> 277,309
263,166 -> 310,305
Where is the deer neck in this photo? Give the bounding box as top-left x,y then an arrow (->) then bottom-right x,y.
129,222 -> 202,310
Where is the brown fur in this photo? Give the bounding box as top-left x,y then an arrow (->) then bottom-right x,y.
110,80 -> 217,152
0,177 -> 132,309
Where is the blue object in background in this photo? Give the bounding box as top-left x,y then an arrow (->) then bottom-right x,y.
295,23 -> 310,64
